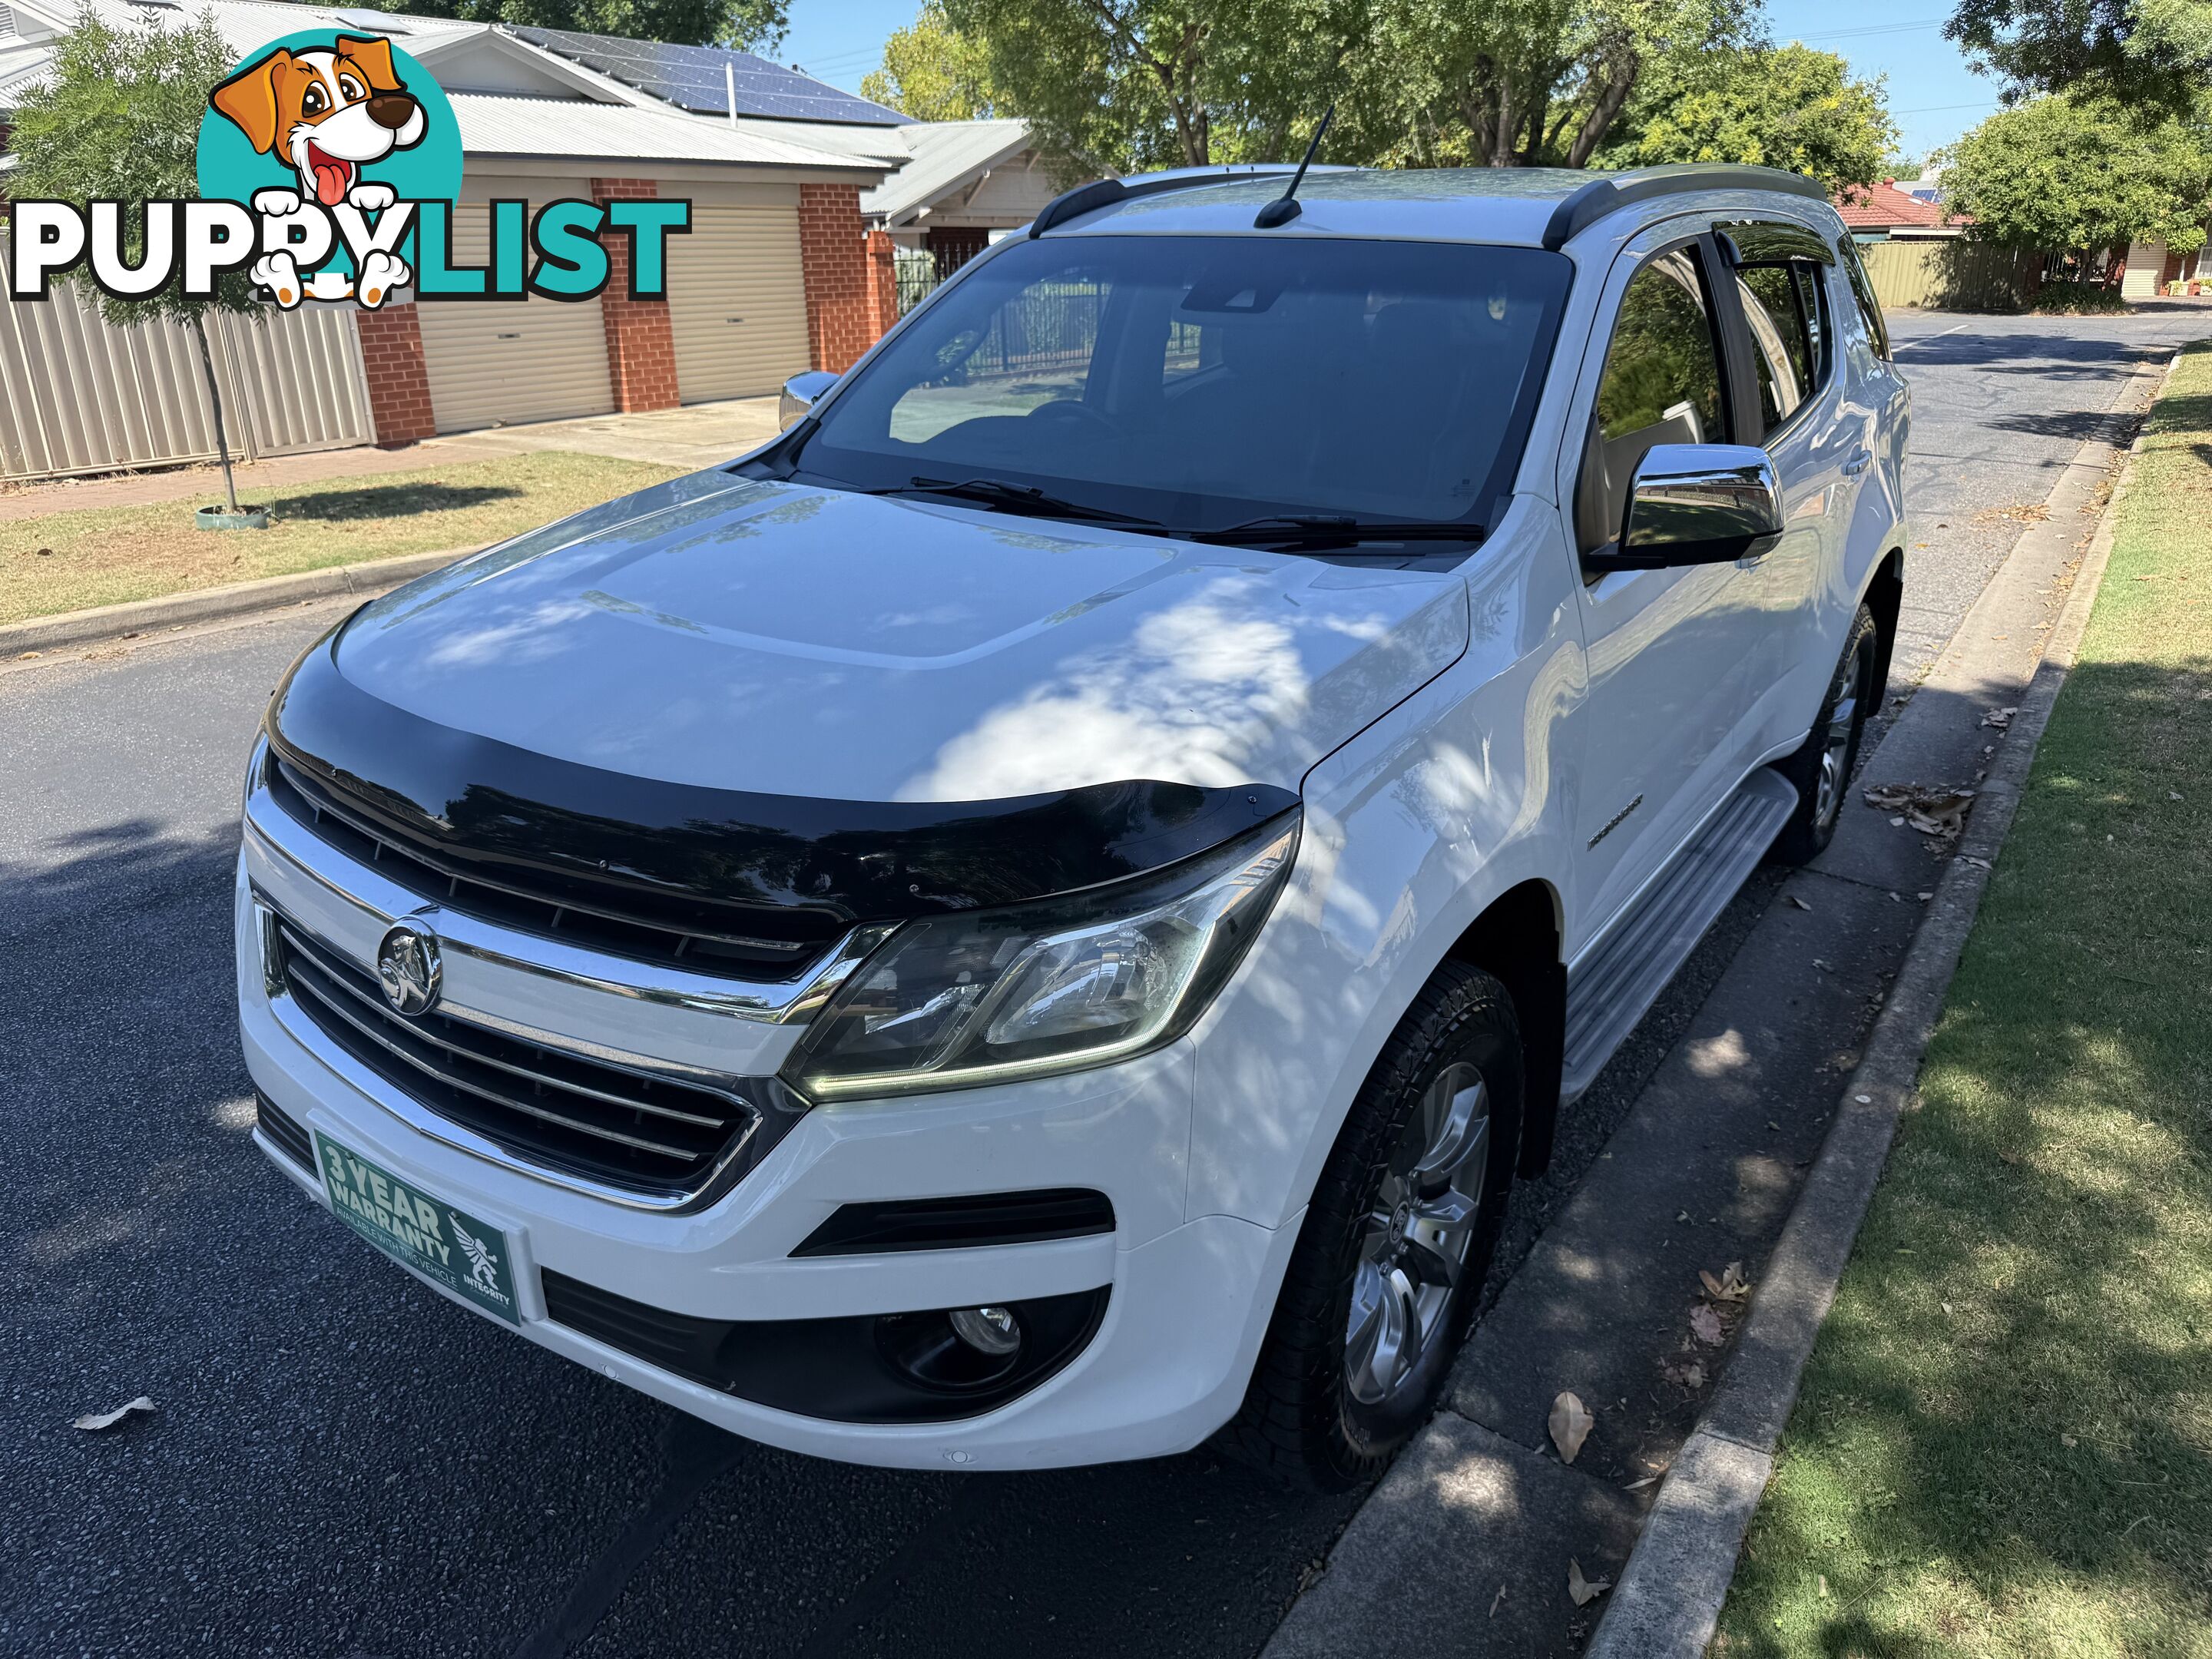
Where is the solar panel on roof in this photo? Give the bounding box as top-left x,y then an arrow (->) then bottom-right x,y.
508,25 -> 906,125
332,8 -> 410,31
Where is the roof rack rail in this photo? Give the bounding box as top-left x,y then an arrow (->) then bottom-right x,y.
1028,165 -> 1303,238
1541,164 -> 1827,251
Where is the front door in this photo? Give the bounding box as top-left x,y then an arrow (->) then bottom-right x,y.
1561,229 -> 1773,951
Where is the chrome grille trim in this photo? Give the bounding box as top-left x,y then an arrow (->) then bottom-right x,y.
265,752 -> 831,973
244,754 -> 893,1028
257,899 -> 784,1212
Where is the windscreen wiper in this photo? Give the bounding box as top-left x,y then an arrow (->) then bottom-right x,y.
883,475 -> 1166,532
1191,515 -> 1485,547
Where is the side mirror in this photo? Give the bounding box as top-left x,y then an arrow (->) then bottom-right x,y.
779,369 -> 839,431
1585,443 -> 1784,573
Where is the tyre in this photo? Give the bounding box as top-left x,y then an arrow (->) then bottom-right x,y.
1219,961 -> 1523,1490
1768,602 -> 1879,866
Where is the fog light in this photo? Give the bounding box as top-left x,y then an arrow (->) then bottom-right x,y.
949,1305 -> 1022,1356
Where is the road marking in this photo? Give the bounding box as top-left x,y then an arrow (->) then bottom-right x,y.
1890,320 -> 1972,353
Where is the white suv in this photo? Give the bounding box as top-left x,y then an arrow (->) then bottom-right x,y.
237,163 -> 1907,1488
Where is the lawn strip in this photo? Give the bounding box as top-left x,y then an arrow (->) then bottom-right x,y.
0,451 -> 683,625
1714,340 -> 2212,1657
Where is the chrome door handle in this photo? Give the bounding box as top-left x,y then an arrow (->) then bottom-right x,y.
1840,449 -> 1873,478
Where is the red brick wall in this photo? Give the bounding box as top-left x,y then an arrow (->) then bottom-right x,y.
591,177 -> 680,412
799,184 -> 896,373
356,303 -> 437,447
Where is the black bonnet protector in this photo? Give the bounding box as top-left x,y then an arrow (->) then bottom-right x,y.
265,637 -> 1298,947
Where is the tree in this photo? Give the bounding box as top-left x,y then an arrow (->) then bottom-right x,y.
1941,94 -> 2212,267
9,8 -> 263,513
1594,42 -> 1897,192
1349,0 -> 1757,170
1944,0 -> 2212,114
363,0 -> 788,51
937,0 -> 1363,175
861,2 -> 999,121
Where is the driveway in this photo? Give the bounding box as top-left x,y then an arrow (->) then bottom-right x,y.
2,309 -> 2204,1659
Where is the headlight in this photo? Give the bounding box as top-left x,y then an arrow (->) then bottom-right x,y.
784,812 -> 1300,1100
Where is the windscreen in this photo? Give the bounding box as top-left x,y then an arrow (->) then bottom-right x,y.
790,233 -> 1573,535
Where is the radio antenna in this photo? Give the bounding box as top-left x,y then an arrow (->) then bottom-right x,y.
1254,104 -> 1334,228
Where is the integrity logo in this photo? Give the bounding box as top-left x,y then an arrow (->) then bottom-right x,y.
8,29 -> 689,311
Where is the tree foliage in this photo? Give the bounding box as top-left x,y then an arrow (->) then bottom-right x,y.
1945,0 -> 2212,114
860,0 -> 999,121
1351,0 -> 1756,170
9,8 -> 259,329
936,0 -> 1364,174
1594,42 -> 1896,191
929,0 -> 1753,175
1942,94 -> 2212,257
10,7 -> 266,506
362,0 -> 788,50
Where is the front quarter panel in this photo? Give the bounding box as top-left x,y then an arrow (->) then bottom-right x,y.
1184,503 -> 1586,1227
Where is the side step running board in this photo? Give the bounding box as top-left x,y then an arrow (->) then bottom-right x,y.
1560,767 -> 1799,1101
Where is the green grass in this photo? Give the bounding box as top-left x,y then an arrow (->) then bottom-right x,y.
1715,340 -> 2212,1657
0,451 -> 681,626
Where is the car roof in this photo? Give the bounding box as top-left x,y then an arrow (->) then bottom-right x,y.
1034,164 -> 1833,251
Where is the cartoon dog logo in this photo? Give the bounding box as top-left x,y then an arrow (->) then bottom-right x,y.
210,35 -> 422,306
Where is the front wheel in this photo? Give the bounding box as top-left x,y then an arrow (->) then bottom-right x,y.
1219,962 -> 1522,1490
1769,603 -> 1879,866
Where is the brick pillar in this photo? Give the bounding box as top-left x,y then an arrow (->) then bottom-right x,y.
355,303 -> 437,447
799,183 -> 886,373
864,228 -> 899,343
591,177 -> 680,412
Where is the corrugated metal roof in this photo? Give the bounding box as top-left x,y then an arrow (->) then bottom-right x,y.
449,94 -> 882,171
859,120 -> 1033,223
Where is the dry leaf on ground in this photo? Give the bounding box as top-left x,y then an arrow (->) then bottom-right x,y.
1863,782 -> 1975,841
72,1396 -> 155,1432
1689,1305 -> 1727,1346
1624,1473 -> 1658,1491
1489,1584 -> 1506,1618
1982,706 -> 2019,730
1568,1558 -> 1613,1607
1664,1359 -> 1707,1389
1700,1261 -> 1750,1303
1548,1390 -> 1595,1464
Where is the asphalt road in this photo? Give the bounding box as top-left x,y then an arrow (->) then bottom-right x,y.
3,306 -> 2205,1659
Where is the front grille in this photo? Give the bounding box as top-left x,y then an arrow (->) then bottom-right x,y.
273,922 -> 761,1200
265,754 -> 839,981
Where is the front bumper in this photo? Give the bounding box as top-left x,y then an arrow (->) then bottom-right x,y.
235,850 -> 1297,1470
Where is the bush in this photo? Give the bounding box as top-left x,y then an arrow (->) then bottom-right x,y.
2032,280 -> 2133,314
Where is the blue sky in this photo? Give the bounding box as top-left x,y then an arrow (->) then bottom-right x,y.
780,0 -> 2001,171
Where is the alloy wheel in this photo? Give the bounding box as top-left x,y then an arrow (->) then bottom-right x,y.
1343,1061 -> 1491,1407
1813,639 -> 1872,826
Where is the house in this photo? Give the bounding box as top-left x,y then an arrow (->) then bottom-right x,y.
0,0 -> 1092,476
1832,179 -> 1969,243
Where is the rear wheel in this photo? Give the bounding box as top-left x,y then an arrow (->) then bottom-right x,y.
1769,602 -> 1879,866
1220,962 -> 1522,1490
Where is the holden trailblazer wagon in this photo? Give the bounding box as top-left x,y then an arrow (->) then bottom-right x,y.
238,161 -> 1907,1488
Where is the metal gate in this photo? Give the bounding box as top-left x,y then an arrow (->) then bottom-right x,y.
0,238 -> 375,481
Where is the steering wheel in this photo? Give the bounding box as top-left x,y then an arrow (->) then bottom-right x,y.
1027,399 -> 1115,434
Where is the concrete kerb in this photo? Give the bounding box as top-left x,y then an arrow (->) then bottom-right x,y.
1581,353 -> 2171,1658
0,545 -> 482,660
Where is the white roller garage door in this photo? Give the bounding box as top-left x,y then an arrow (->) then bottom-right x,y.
666,204 -> 810,404
418,204 -> 614,434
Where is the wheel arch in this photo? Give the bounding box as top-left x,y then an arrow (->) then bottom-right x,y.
1440,878 -> 1565,1177
1863,547 -> 1904,694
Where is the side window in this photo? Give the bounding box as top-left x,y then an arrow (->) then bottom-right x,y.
1839,239 -> 1891,359
1734,261 -> 1826,432
1579,247 -> 1727,549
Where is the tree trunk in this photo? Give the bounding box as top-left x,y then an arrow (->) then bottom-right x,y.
1565,51 -> 1640,168
190,312 -> 240,516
